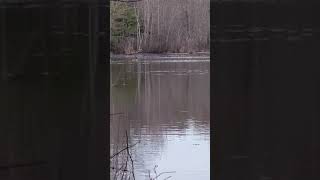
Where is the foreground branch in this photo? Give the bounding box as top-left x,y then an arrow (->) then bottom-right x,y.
110,141 -> 139,159
126,131 -> 136,180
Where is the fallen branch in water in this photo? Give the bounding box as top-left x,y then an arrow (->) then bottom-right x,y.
110,141 -> 139,159
110,132 -> 175,180
126,131 -> 136,180
154,171 -> 176,179
111,131 -> 139,180
148,165 -> 176,180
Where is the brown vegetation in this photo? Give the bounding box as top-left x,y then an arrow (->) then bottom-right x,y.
111,0 -> 210,54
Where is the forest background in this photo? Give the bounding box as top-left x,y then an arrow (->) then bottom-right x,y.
111,0 -> 210,54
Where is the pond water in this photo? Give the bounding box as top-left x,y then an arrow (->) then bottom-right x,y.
110,59 -> 210,180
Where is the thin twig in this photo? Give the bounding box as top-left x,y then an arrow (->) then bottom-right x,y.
126,131 -> 136,180
120,161 -> 126,180
110,141 -> 139,159
153,165 -> 158,178
148,170 -> 152,180
154,171 -> 176,179
121,152 -> 128,180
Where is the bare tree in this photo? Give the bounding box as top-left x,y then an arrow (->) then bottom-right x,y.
138,0 -> 209,53
111,0 -> 210,53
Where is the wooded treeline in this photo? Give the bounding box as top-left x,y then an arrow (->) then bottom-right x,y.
111,0 -> 210,54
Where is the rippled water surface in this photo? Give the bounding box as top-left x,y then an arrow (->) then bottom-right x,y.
110,59 -> 210,180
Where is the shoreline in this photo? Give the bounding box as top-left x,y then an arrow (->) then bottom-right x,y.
110,52 -> 210,61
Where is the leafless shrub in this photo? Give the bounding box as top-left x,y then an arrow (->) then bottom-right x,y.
136,0 -> 210,53
111,0 -> 210,53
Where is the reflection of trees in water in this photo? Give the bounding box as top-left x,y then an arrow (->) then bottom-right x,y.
110,63 -> 135,148
110,63 -> 136,179
110,61 -> 209,179
132,61 -> 210,131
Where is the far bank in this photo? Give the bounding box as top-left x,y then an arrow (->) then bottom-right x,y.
110,52 -> 210,62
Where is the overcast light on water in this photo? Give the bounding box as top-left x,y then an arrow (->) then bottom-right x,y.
110,60 -> 210,180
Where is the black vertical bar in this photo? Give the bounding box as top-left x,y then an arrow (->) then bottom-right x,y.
103,0 -> 110,178
89,4 -> 97,126
1,7 -> 6,81
43,7 -> 49,76
0,6 -> 9,178
87,1 -> 109,180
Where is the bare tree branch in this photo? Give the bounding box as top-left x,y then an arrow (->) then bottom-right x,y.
110,141 -> 139,159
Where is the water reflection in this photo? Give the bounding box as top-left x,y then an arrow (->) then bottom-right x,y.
110,60 -> 210,180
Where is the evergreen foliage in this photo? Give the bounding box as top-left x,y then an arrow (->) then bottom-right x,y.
111,2 -> 138,53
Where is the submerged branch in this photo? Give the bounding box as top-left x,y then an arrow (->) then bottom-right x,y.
126,131 -> 136,180
154,171 -> 176,179
110,141 -> 139,159
110,132 -> 175,180
149,165 -> 176,180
